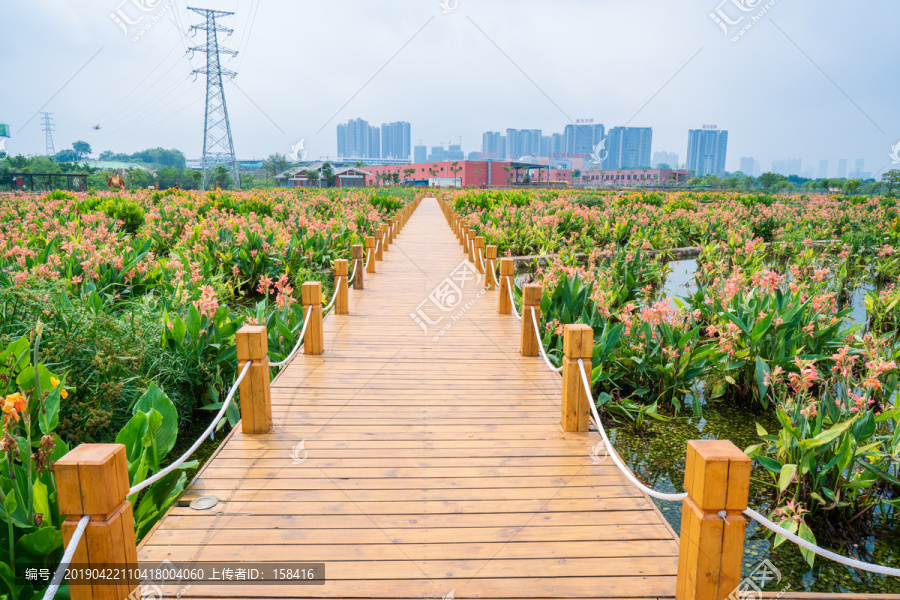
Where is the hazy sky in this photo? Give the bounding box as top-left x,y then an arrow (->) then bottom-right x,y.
2,0 -> 897,176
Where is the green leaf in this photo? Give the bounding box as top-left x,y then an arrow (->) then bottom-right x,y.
0,561 -> 19,600
133,384 -> 178,459
850,410 -> 876,443
755,422 -> 768,437
799,417 -> 855,450
755,357 -> 770,403
778,464 -> 797,493
798,521 -> 817,567
16,526 -> 63,561
33,479 -> 51,527
39,386 -> 61,435
754,455 -> 782,474
116,411 -> 149,464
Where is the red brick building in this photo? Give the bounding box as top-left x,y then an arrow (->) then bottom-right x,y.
365,161 -> 573,188
580,168 -> 690,187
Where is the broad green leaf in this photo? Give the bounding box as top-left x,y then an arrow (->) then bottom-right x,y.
16,526 -> 63,561
133,384 -> 178,458
32,479 -> 51,527
778,464 -> 797,493
39,386 -> 61,435
755,357 -> 770,403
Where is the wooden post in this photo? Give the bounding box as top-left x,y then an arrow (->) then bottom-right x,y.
334,259 -> 349,315
466,230 -> 476,262
485,245 -> 498,290
56,444 -> 138,600
381,223 -> 391,252
365,236 -> 376,274
460,224 -> 468,247
391,217 -> 399,240
675,441 -> 751,600
375,229 -> 384,261
351,244 -> 364,290
474,236 -> 485,274
236,326 -> 272,433
302,282 -> 324,355
498,258 -> 514,314
519,283 -> 542,356
562,325 -> 593,432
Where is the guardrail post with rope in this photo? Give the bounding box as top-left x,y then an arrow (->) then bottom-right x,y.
365,236 -> 376,274
352,244 -> 364,290
498,258 -> 514,314
236,326 -> 272,433
561,324 -> 593,432
519,283 -> 542,356
474,236 -> 485,274
460,224 -> 468,247
55,444 -> 138,600
466,230 -> 476,262
381,223 -> 391,252
676,440 -> 751,600
391,217 -> 399,241
301,281 -> 324,355
334,259 -> 349,315
375,229 -> 384,261
485,245 -> 498,290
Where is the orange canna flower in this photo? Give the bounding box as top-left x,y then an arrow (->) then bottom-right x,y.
50,376 -> 68,399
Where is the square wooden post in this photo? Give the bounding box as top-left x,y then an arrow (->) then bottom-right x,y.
55,444 -> 138,600
461,224 -> 469,247
302,282 -> 324,355
334,260 -> 349,315
466,230 -> 476,262
485,245 -> 498,290
520,283 -> 542,356
375,230 -> 384,261
352,244 -> 364,290
562,325 -> 593,432
498,258 -> 514,314
365,236 -> 376,274
381,224 -> 391,252
676,440 -> 751,600
236,326 -> 272,433
474,236 -> 485,274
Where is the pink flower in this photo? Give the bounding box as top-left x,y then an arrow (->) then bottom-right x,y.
193,285 -> 219,319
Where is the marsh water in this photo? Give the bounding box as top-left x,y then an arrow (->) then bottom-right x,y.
601,259 -> 900,593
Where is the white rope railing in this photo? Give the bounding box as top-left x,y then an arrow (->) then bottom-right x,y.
270,307 -> 314,368
576,358 -> 687,502
42,514 -> 90,600
506,276 -> 521,320
323,276 -> 341,315
128,360 -> 252,496
530,306 -> 563,373
743,508 -> 900,576
573,359 -> 900,576
489,258 -> 497,288
365,247 -> 373,270
349,256 -> 359,288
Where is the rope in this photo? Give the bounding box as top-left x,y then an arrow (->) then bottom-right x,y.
744,508 -> 900,576
505,276 -> 521,320
349,257 -> 359,288
530,306 -> 563,373
477,246 -> 486,271
489,259 -> 498,288
323,276 -> 341,314
270,307 -> 314,368
128,360 -> 252,496
375,238 -> 381,257
576,358 -> 688,502
42,515 -> 90,600
365,247 -> 373,270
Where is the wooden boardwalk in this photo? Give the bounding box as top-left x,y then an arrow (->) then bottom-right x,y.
138,198 -> 679,599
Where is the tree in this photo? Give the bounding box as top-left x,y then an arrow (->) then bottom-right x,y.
759,172 -> 786,191
72,141 -> 91,160
392,172 -> 400,185
305,169 -> 320,187
354,161 -> 366,169
99,150 -> 115,161
321,162 -> 334,187
263,153 -> 289,183
572,169 -> 581,179
882,169 -> 900,197
450,161 -> 462,186
53,149 -> 77,162
501,165 -> 513,186
403,168 -> 416,181
657,162 -> 671,169
843,178 -> 863,195
212,165 -> 233,189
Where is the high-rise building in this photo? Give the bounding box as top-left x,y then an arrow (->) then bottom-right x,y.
653,151 -> 679,168
818,159 -> 829,179
550,133 -> 564,158
686,128 -> 728,177
482,131 -> 505,159
540,136 -> 551,158
564,124 -> 604,160
771,159 -> 802,176
448,144 -> 464,161
337,117 -> 381,159
838,159 -> 848,178
413,145 -> 427,164
428,145 -> 447,162
603,127 -> 652,170
380,121 -> 411,160
739,157 -> 760,177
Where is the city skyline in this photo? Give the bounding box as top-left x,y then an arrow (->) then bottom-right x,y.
1,1 -> 897,177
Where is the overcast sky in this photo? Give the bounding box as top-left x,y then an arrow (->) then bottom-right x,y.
2,0 -> 897,176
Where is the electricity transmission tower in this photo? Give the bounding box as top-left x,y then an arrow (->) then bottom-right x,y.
188,7 -> 240,190
41,112 -> 55,156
